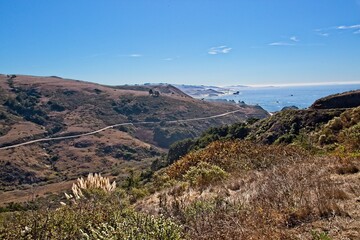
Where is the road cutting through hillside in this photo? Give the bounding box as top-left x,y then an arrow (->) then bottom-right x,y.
0,109 -> 244,150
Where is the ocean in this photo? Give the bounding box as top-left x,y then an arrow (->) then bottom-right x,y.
206,84 -> 360,112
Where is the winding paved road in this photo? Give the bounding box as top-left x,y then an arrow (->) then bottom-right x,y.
0,109 -> 243,150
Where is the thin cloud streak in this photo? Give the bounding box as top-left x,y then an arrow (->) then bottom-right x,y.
129,54 -> 143,57
315,24 -> 360,36
208,46 -> 232,55
335,24 -> 360,34
336,24 -> 360,29
118,54 -> 143,58
268,42 -> 295,46
315,28 -> 330,37
163,56 -> 180,61
317,32 -> 329,37
269,36 -> 299,46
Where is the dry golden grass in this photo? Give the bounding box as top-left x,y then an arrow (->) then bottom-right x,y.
138,140 -> 360,239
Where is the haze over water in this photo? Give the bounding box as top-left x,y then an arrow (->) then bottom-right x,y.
207,84 -> 360,112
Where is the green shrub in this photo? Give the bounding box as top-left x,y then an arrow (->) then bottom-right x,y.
275,133 -> 296,144
129,187 -> 149,202
81,211 -> 183,240
0,199 -> 182,239
183,162 -> 228,188
341,122 -> 360,151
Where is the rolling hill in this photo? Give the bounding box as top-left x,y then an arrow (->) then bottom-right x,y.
0,74 -> 268,203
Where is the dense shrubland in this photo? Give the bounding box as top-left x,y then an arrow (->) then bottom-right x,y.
166,107 -> 360,166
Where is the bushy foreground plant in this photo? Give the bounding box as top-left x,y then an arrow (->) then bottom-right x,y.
67,173 -> 116,201
311,230 -> 332,240
0,173 -> 182,239
81,211 -> 182,240
317,106 -> 360,152
0,203 -> 182,239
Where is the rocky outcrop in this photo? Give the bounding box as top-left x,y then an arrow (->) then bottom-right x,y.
310,90 -> 360,109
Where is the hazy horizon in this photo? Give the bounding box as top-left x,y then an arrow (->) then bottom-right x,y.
2,72 -> 360,89
1,1 -> 360,86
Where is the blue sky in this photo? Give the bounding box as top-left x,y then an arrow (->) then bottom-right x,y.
1,0 -> 360,86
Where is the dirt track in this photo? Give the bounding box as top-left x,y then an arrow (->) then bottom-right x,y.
0,109 -> 243,150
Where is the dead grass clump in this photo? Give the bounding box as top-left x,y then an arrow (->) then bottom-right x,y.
245,155 -> 352,231
158,194 -> 291,239
162,154 -> 352,238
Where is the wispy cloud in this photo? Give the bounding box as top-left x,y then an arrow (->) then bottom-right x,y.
119,54 -> 143,58
269,36 -> 299,46
290,36 -> 299,42
268,42 -> 294,46
315,24 -> 360,36
163,56 -> 180,61
336,24 -> 360,29
129,54 -> 143,57
335,24 -> 360,34
208,45 -> 232,55
318,32 -> 329,37
314,28 -> 330,37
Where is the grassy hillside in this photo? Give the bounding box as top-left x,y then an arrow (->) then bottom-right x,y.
1,85 -> 359,239
0,74 -> 268,201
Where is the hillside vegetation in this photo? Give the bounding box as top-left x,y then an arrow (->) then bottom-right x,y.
1,86 -> 359,239
166,102 -> 359,166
